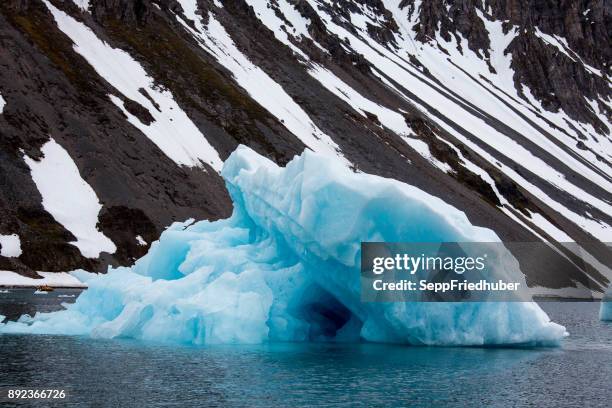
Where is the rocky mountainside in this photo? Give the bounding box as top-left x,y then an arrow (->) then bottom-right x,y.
0,0 -> 610,293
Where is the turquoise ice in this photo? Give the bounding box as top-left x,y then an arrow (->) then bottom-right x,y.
0,146 -> 567,345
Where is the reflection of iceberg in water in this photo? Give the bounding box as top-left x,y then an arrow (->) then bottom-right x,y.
0,146 -> 566,345
601,287 -> 612,321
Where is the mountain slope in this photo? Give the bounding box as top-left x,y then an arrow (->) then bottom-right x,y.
0,0 -> 610,293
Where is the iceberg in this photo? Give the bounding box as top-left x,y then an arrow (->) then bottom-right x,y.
601,286 -> 612,321
0,146 -> 566,345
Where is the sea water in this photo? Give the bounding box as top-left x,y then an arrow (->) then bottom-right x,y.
0,302 -> 610,407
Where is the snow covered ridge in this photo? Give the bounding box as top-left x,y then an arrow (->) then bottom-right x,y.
44,0 -> 223,170
0,271 -> 86,288
0,147 -> 566,346
114,0 -> 608,250
23,138 -> 116,258
177,0 -> 612,241
306,0 -> 609,239
175,4 -> 346,163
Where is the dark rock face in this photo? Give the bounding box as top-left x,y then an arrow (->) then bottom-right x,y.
410,0 -> 491,57
0,0 -> 610,292
0,0 -> 234,273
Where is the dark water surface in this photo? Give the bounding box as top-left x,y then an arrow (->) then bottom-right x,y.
0,302 -> 610,407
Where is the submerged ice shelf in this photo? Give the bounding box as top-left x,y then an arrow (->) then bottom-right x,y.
0,146 -> 566,345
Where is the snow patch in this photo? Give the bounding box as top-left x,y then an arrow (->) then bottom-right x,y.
241,0 -> 313,58
404,137 -> 452,173
0,234 -> 22,258
70,0 -> 90,12
136,235 -> 147,246
534,28 -> 602,77
0,93 -> 5,113
24,138 -> 116,258
308,65 -> 410,136
0,270 -> 87,288
526,212 -> 578,244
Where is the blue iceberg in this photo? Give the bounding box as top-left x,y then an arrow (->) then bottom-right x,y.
0,146 -> 566,345
601,287 -> 612,321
